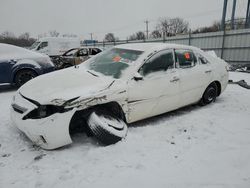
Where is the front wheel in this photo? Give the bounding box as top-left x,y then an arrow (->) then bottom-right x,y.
200,83 -> 217,106
87,110 -> 128,145
14,69 -> 37,87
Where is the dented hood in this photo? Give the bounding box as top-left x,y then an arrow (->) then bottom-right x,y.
19,67 -> 115,105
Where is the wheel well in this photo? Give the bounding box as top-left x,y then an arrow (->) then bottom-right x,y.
69,102 -> 126,135
13,68 -> 38,83
63,63 -> 72,67
214,81 -> 221,96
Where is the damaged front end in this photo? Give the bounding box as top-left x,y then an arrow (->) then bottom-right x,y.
10,70 -> 128,149
11,92 -> 79,149
22,97 -> 80,120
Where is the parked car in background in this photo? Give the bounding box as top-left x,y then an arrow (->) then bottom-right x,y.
11,43 -> 229,149
0,43 -> 55,87
30,37 -> 81,57
52,47 -> 103,69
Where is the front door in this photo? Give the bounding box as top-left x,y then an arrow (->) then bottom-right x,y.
127,49 -> 180,123
0,60 -> 13,84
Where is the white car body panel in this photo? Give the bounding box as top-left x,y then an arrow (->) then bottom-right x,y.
127,68 -> 180,122
178,64 -> 212,106
10,43 -> 229,149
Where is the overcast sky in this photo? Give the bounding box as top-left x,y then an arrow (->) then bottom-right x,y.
0,0 -> 248,41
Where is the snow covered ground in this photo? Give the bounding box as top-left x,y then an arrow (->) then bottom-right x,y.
0,72 -> 250,188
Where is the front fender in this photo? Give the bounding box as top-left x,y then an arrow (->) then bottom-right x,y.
11,59 -> 43,83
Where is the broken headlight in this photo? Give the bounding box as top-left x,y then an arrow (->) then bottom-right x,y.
23,105 -> 72,120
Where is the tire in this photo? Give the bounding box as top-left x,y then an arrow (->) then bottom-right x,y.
15,69 -> 37,87
200,83 -> 217,106
87,110 -> 128,145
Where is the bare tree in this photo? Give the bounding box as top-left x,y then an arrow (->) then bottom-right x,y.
150,30 -> 162,39
62,33 -> 78,38
128,33 -> 137,40
104,33 -> 116,42
38,33 -> 47,39
192,21 -> 220,34
129,31 -> 145,40
136,31 -> 145,40
1,31 -> 15,39
156,17 -> 189,36
19,32 -> 30,40
0,31 -> 35,47
49,30 -> 60,37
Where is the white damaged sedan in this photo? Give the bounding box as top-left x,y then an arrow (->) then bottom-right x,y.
11,43 -> 229,149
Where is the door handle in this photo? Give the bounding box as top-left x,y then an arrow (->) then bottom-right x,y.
205,70 -> 212,73
170,77 -> 180,82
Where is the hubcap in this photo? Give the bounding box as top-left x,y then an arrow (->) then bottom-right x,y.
207,88 -> 216,102
18,72 -> 34,85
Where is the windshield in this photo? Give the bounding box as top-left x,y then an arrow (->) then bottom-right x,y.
30,41 -> 40,50
85,48 -> 143,79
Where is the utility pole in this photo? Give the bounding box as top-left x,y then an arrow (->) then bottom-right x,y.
246,0 -> 250,28
144,20 -> 149,39
90,33 -> 93,40
221,0 -> 228,31
231,0 -> 237,29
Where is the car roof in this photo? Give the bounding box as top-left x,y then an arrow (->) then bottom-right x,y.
114,43 -> 200,52
0,43 -> 48,61
80,46 -> 103,49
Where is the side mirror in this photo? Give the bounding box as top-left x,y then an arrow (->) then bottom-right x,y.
133,72 -> 143,81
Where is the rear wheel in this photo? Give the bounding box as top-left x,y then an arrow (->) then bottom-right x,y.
14,69 -> 37,87
87,110 -> 128,145
200,83 -> 217,105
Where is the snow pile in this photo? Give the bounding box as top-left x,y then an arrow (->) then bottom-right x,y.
0,72 -> 250,188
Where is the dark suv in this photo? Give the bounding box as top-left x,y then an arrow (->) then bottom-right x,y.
0,43 -> 55,87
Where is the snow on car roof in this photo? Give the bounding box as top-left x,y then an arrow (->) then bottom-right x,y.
0,43 -> 47,61
114,43 -> 200,52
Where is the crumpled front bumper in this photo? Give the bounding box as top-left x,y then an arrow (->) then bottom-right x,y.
10,93 -> 76,150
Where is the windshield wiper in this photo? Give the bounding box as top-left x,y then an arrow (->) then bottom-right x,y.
87,70 -> 99,77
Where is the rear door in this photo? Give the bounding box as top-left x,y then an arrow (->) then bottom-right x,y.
175,49 -> 213,106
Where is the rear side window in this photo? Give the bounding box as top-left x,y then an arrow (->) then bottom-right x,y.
78,48 -> 88,56
197,54 -> 209,64
90,48 -> 102,55
175,49 -> 197,68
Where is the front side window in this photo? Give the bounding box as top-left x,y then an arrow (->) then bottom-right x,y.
139,50 -> 174,76
86,48 -> 143,79
175,49 -> 197,68
30,41 -> 40,50
38,42 -> 48,50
